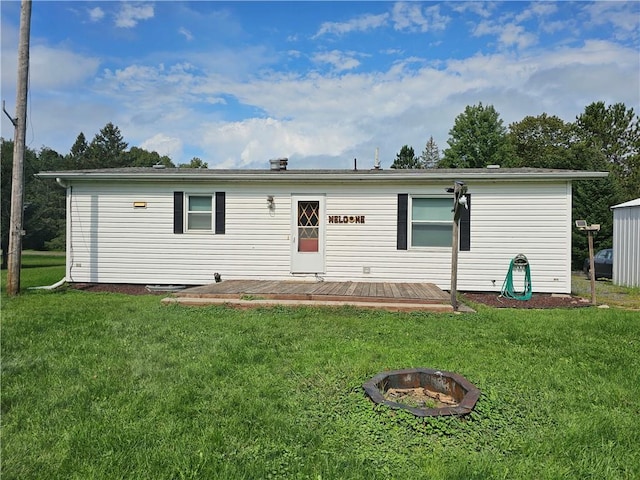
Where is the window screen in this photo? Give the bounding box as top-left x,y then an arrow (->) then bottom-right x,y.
410,197 -> 452,247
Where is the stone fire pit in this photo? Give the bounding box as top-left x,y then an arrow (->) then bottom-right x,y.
363,368 -> 480,417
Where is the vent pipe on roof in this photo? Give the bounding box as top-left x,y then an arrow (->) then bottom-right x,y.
374,147 -> 381,170
269,157 -> 288,170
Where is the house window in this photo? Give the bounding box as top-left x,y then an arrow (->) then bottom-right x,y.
187,195 -> 213,231
410,197 -> 452,247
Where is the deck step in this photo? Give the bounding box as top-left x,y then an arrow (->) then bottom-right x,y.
161,296 -> 457,312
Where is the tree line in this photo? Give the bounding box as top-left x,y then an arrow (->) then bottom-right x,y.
2,101 -> 638,270
1,123 -> 206,268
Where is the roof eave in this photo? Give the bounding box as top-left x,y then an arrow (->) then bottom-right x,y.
36,170 -> 610,184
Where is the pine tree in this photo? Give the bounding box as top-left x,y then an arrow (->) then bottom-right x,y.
390,145 -> 420,169
420,136 -> 440,168
86,122 -> 129,168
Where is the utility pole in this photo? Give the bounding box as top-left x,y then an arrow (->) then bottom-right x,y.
6,0 -> 32,296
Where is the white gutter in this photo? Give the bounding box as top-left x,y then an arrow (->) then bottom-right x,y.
38,169 -> 610,184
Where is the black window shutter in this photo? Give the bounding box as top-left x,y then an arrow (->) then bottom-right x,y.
173,192 -> 184,234
397,194 -> 408,250
215,192 -> 226,234
459,194 -> 471,251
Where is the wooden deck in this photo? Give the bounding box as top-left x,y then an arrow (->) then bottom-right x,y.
162,280 -> 458,312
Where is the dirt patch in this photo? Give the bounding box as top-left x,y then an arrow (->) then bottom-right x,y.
461,292 -> 591,309
384,387 -> 458,409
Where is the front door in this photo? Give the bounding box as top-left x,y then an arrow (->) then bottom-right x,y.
291,195 -> 325,273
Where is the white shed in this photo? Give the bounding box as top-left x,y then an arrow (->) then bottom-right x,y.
611,198 -> 640,288
38,166 -> 607,294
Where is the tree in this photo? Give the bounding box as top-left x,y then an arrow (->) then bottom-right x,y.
391,145 -> 420,169
126,147 -> 175,168
70,132 -> 88,158
571,170 -> 621,269
420,136 -> 440,168
24,147 -> 66,251
505,114 -> 583,169
86,122 -> 128,168
1,139 -> 51,267
576,102 -> 640,199
1,139 -> 14,268
66,132 -> 89,169
439,103 -> 512,168
180,157 -> 208,168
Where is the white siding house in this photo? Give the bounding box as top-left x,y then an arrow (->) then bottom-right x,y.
39,167 -> 608,294
611,198 -> 640,288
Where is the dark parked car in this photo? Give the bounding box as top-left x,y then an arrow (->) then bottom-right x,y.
583,248 -> 613,279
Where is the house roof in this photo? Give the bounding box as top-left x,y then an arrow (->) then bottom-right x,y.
37,167 -> 609,185
611,198 -> 640,209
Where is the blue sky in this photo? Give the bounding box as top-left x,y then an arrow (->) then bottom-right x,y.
1,1 -> 639,169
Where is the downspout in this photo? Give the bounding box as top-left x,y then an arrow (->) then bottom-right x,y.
29,177 -> 70,290
29,277 -> 66,290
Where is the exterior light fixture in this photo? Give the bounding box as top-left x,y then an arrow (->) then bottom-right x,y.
267,195 -> 275,210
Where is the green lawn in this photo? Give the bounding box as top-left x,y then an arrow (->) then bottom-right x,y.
2,256 -> 640,479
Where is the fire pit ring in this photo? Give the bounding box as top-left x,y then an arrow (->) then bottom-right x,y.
363,368 -> 480,417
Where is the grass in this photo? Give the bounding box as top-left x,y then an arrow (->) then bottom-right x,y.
572,272 -> 640,309
2,255 -> 640,479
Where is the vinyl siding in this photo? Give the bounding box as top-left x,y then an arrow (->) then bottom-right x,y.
65,179 -> 573,293
612,204 -> 640,287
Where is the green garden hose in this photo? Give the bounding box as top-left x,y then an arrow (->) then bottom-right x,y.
500,254 -> 532,300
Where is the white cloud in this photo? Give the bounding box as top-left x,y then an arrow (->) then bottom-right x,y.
473,20 -> 537,51
584,1 -> 640,41
499,23 -> 537,50
13,35 -> 637,167
515,2 -> 557,23
140,133 -> 183,158
312,50 -> 361,72
190,40 -> 637,168
450,2 -> 497,19
115,3 -> 154,28
88,7 -> 105,22
178,27 -> 194,41
2,44 -> 100,92
315,13 -> 389,37
392,2 -> 450,32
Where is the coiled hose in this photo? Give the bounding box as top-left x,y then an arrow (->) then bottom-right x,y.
500,254 -> 532,300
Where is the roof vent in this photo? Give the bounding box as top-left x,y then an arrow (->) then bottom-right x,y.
152,163 -> 166,169
269,157 -> 288,171
486,164 -> 500,169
